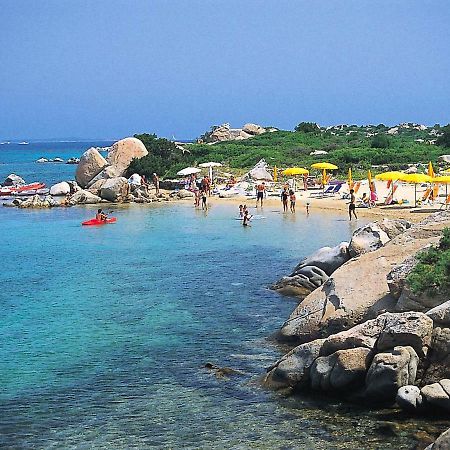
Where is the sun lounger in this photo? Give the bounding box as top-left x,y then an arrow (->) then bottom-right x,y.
310,183 -> 343,197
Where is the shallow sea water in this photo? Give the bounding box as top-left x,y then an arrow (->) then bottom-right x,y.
1,143 -> 447,448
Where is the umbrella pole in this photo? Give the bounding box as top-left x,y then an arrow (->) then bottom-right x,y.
415,184 -> 417,208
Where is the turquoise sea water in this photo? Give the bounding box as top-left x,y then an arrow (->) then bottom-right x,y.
1,144 -> 445,448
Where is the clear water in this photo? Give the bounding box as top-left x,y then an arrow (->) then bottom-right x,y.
1,144 -> 446,448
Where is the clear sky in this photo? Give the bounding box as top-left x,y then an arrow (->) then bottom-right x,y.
1,0 -> 449,140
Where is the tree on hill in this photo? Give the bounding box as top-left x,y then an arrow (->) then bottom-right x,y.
437,124 -> 450,148
371,134 -> 390,149
294,122 -> 320,133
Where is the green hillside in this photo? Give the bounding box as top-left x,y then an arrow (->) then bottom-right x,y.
128,123 -> 450,180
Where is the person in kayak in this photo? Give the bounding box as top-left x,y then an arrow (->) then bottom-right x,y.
96,208 -> 107,221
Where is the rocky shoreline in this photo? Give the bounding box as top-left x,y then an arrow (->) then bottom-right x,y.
267,210 -> 450,447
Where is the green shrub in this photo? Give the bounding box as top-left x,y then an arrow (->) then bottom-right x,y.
407,228 -> 450,297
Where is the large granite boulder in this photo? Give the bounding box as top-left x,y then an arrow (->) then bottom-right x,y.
106,137 -> 148,175
242,123 -> 266,135
292,242 -> 350,277
99,177 -> 129,202
396,284 -> 447,312
421,380 -> 450,412
421,327 -> 450,385
425,427 -> 450,450
87,179 -> 108,195
386,254 -> 419,300
19,194 -> 53,208
438,155 -> 450,163
177,189 -> 195,198
396,385 -> 423,410
3,173 -> 25,186
271,266 -> 329,297
427,301 -> 450,326
365,346 -> 419,401
68,189 -> 101,205
348,219 -> 411,257
376,312 -> 433,357
210,124 -> 231,142
50,181 -> 70,196
310,347 -> 372,391
75,148 -> 108,188
86,165 -> 124,187
264,339 -> 326,389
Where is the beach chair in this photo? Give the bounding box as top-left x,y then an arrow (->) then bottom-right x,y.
440,194 -> 450,209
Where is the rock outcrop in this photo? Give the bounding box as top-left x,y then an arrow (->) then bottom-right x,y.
106,137 -> 148,175
425,427 -> 450,449
50,181 -> 71,196
18,195 -> 58,208
99,177 -> 129,202
203,123 -> 268,143
68,189 -> 102,205
75,137 -> 148,189
75,148 -> 108,188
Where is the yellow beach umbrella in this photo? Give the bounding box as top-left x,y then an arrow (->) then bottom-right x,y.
428,161 -> 435,178
273,166 -> 278,182
348,168 -> 353,189
282,167 -> 309,176
399,173 -> 434,207
433,176 -> 450,203
375,171 -> 404,181
311,162 -> 338,194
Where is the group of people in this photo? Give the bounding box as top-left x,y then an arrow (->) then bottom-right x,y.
280,186 -> 296,213
238,204 -> 252,226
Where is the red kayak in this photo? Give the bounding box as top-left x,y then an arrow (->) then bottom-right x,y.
82,217 -> 117,226
0,182 -> 46,196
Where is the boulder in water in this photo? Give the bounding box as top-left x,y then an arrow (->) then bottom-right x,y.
3,173 -> 25,186
50,181 -> 71,196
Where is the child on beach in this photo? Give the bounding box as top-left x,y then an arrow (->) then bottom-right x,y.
306,202 -> 310,215
194,189 -> 201,207
289,190 -> 296,213
242,210 -> 252,227
201,189 -> 208,210
239,204 -> 244,217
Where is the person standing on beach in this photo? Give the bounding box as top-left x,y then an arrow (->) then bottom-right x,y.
205,176 -> 212,196
289,189 -> 296,213
281,187 -> 289,212
349,189 -> 358,220
152,173 -> 160,195
256,182 -> 266,207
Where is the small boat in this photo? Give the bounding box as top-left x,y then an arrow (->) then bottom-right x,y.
0,182 -> 46,196
18,141 -> 29,145
82,217 -> 117,226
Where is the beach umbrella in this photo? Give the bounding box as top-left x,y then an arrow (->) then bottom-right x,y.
199,162 -> 222,180
348,168 -> 353,189
273,166 -> 278,182
282,167 -> 309,191
311,162 -> 338,194
375,171 -> 405,204
177,167 -> 201,176
428,161 -> 435,178
398,173 -> 434,207
282,167 -> 309,176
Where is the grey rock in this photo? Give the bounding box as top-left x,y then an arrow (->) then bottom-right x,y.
3,173 -> 25,186
396,385 -> 423,410
310,347 -> 371,391
68,189 -> 101,205
99,177 -> 129,202
427,301 -> 450,326
177,189 -> 195,198
366,346 -> 419,401
272,266 -> 329,297
292,242 -> 350,277
75,148 -> 108,188
386,254 -> 419,300
49,181 -> 71,196
377,312 -> 433,357
425,427 -> 450,450
264,339 -> 326,389
106,137 -> 148,175
396,284 -> 447,312
421,382 -> 450,412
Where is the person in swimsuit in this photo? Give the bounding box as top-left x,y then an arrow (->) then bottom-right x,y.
349,189 -> 357,220
289,189 -> 296,213
242,210 -> 252,227
201,189 -> 208,210
96,208 -> 107,221
152,173 -> 159,195
238,204 -> 244,217
281,187 -> 289,212
256,182 -> 266,207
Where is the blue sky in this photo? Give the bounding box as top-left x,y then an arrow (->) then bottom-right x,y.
1,0 -> 449,140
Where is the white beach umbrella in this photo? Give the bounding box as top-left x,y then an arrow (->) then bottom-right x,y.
199,162 -> 222,180
177,167 -> 201,176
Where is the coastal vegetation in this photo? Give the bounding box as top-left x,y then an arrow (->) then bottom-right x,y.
407,228 -> 450,297
129,123 -> 449,179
